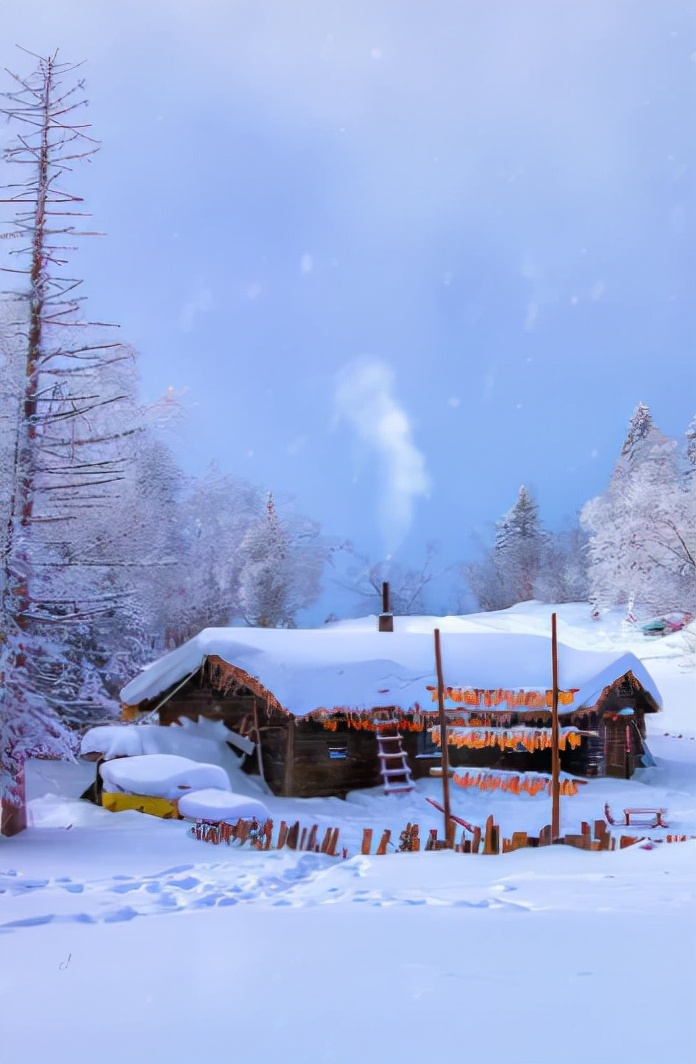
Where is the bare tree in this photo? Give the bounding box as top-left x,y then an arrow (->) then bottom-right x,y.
339,542 -> 446,616
0,51 -> 145,834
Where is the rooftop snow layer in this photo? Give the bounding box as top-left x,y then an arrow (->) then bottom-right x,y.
119,616 -> 662,717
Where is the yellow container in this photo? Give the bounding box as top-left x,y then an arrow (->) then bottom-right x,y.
101,792 -> 180,819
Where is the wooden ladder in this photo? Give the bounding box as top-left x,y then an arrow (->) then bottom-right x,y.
375,718 -> 414,795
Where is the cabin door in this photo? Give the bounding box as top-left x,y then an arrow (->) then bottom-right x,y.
603,715 -> 643,779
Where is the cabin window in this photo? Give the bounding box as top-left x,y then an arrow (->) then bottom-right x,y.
328,745 -> 348,760
416,728 -> 440,758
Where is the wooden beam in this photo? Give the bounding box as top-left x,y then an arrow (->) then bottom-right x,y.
434,628 -> 453,845
551,612 -> 561,841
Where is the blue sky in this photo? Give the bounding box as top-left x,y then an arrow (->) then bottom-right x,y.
2,1 -> 695,599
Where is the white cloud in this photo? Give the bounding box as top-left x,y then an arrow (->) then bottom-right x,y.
334,359 -> 430,550
300,253 -> 314,275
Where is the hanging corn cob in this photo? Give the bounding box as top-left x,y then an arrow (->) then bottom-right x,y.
450,769 -> 580,797
430,725 -> 583,752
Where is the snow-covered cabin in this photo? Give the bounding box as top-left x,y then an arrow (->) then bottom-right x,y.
117,616 -> 662,797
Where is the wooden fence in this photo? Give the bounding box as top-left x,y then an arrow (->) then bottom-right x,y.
189,817 -> 343,856
189,815 -> 696,857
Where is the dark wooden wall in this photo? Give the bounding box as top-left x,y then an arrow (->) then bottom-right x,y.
143,668 -> 657,793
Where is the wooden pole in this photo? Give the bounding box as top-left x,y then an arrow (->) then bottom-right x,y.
433,628 -> 452,844
282,719 -> 295,797
551,612 -> 561,840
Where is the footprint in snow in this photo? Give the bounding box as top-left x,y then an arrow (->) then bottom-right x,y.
111,881 -> 146,894
2,913 -> 55,928
153,865 -> 194,877
167,875 -> 200,891
103,906 -> 139,923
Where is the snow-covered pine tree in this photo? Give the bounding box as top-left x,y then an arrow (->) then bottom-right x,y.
237,492 -> 325,628
493,486 -> 545,605
0,52 -> 179,834
581,403 -> 695,618
464,487 -> 548,611
620,400 -> 653,461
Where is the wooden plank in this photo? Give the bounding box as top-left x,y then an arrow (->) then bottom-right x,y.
376,829 -> 391,855
511,831 -> 528,851
598,830 -> 612,851
539,825 -> 552,847
483,814 -> 494,854
320,828 -> 333,853
299,827 -> 308,850
411,825 -> 420,852
328,827 -> 340,856
306,824 -> 318,852
361,828 -> 373,855
425,828 -> 438,851
471,826 -> 481,854
286,821 -> 300,850
581,821 -> 591,838
446,819 -> 457,849
263,819 -> 273,850
483,814 -> 499,855
594,819 -> 607,841
276,820 -> 288,849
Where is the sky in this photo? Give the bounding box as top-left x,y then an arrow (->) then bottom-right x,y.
1,1 -> 695,606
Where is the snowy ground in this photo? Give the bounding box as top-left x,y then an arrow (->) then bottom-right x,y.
1,604 -> 695,1064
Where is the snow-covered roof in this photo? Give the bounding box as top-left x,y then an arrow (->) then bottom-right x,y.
120,615 -> 662,718
81,721 -> 252,763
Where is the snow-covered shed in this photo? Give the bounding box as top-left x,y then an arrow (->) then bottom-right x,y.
119,616 -> 662,797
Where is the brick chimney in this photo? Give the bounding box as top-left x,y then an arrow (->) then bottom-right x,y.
378,581 -> 393,632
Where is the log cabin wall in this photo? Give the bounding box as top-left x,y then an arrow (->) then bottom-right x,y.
288,721 -> 382,798
135,666 -> 659,792
401,730 -> 441,780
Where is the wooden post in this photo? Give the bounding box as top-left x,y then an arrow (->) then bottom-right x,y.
252,697 -> 265,782
551,612 -> 561,841
376,829 -> 391,855
433,628 -> 452,845
282,720 -> 295,797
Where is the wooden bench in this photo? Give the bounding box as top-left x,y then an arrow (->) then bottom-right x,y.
623,808 -> 669,828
